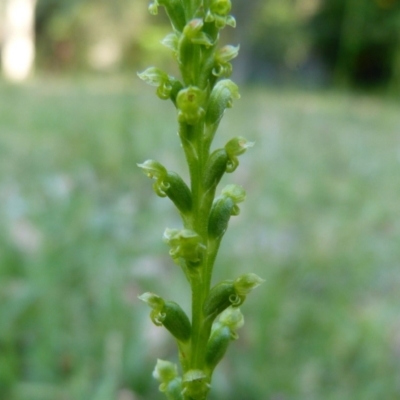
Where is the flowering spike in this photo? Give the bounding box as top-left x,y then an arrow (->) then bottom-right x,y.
138,0 -> 262,396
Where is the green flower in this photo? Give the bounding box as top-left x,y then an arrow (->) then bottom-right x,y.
205,0 -> 236,29
137,67 -> 182,100
177,86 -> 206,125
213,45 -> 240,77
163,228 -> 206,266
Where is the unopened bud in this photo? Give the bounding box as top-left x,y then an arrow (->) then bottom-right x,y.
205,325 -> 231,371
205,79 -> 240,127
208,185 -> 246,239
162,301 -> 192,342
205,307 -> 244,371
203,280 -> 243,320
208,195 -> 235,239
203,148 -> 228,192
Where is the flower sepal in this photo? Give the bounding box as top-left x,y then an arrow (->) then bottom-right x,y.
225,136 -> 254,172
137,67 -> 183,101
213,44 -> 240,77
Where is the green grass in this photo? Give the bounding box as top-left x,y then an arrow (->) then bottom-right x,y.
1,78 -> 399,400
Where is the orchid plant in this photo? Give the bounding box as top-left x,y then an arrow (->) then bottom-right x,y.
137,1 -> 263,399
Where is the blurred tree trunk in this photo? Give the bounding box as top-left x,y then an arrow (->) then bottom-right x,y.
390,32 -> 400,93
2,0 -> 37,82
333,0 -> 364,87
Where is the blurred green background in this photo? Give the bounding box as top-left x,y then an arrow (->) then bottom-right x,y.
1,1 -> 400,399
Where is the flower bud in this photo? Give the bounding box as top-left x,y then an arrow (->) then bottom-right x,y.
205,307 -> 244,371
164,171 -> 192,214
162,301 -> 192,342
203,280 -> 244,319
205,325 -> 231,370
177,86 -> 205,125
234,273 -> 265,296
203,148 -> 228,192
163,228 -> 206,266
205,79 -> 240,127
208,185 -> 246,239
182,370 -> 210,399
207,195 -> 235,239
224,137 -> 254,172
153,359 -> 184,399
205,0 -> 236,29
139,293 -> 191,342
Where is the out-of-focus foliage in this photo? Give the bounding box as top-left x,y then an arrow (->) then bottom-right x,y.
35,0 -> 172,72
310,0 -> 400,88
232,0 -> 318,84
1,79 -> 400,399
33,0 -> 400,90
